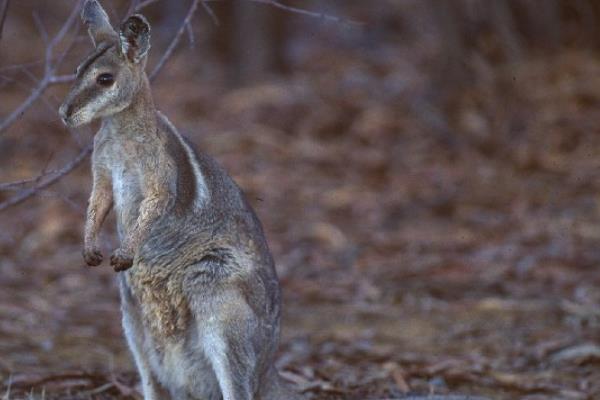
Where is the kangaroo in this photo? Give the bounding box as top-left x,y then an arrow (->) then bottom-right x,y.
59,2 -> 300,399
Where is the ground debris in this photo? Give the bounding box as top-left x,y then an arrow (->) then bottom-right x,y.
2,2 -> 600,400
549,343 -> 600,365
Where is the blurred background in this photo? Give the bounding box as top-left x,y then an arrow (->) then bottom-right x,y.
1,0 -> 600,399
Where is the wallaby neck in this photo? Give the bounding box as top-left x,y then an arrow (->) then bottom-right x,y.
105,73 -> 157,137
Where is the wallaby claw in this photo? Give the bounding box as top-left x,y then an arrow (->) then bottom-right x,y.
110,249 -> 134,272
83,247 -> 103,266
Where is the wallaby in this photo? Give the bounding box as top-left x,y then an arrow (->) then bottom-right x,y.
59,1 -> 300,399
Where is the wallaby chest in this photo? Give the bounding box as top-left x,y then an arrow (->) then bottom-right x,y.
94,128 -> 165,231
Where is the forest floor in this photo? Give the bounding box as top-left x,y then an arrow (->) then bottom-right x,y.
1,12 -> 600,399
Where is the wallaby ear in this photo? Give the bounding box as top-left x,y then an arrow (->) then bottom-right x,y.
119,15 -> 151,64
81,0 -> 118,47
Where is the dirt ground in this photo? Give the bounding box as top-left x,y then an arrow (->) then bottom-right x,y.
1,1 -> 600,399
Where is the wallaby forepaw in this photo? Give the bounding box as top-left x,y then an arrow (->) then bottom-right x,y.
83,247 -> 104,266
110,249 -> 134,272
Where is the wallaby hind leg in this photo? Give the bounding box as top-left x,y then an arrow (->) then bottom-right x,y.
194,286 -> 266,400
203,328 -> 257,400
119,278 -> 170,400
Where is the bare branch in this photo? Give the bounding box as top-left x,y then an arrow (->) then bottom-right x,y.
0,77 -> 50,134
150,0 -> 200,81
44,0 -> 81,75
126,0 -> 140,17
0,60 -> 44,73
0,145 -> 92,212
0,154 -> 55,191
51,17 -> 84,72
49,73 -> 76,84
0,0 -> 9,41
248,0 -> 361,25
0,175 -> 46,191
32,11 -> 50,45
18,64 -> 40,84
0,5 -> 81,134
186,21 -> 195,47
138,0 -> 359,25
136,0 -> 161,11
37,189 -> 86,214
0,2 -> 81,136
201,1 -> 219,26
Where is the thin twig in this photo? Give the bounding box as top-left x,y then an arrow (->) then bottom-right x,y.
0,145 -> 92,212
0,0 -> 9,41
44,0 -> 82,75
51,17 -> 84,72
32,11 -> 50,45
0,77 -> 50,134
18,66 -> 40,85
200,0 -> 219,26
0,150 -> 54,191
0,59 -> 45,73
0,36 -> 88,73
186,21 -> 195,47
0,2 -> 81,136
247,0 -> 361,25
136,0 -> 161,11
141,0 -> 358,25
0,72 -> 74,134
0,176 -> 45,191
126,0 -> 140,17
150,0 -> 200,80
37,189 -> 86,214
50,73 -> 76,84
78,383 -> 115,397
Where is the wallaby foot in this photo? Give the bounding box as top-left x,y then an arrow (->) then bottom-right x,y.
83,246 -> 103,266
111,247 -> 134,271
205,336 -> 302,400
259,367 -> 304,400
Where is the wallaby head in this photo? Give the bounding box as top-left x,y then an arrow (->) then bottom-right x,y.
59,0 -> 151,127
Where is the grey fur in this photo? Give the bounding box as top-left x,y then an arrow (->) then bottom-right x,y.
81,0 -> 118,47
59,1 -> 301,399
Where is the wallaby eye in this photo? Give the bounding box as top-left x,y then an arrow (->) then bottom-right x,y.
96,73 -> 114,86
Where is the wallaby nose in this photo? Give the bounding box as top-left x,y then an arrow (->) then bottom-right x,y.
58,103 -> 70,125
